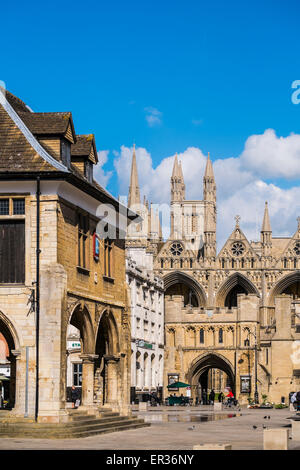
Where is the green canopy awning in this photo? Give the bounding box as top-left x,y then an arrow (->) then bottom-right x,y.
0,375 -> 10,382
167,381 -> 190,388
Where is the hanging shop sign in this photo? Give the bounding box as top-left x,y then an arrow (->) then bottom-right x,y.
136,340 -> 153,350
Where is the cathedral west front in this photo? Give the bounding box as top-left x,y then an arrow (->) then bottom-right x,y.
128,149 -> 300,406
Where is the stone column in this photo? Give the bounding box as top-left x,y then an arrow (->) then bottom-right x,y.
10,349 -> 21,413
104,355 -> 120,407
80,354 -> 98,407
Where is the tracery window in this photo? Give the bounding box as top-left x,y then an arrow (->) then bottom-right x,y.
170,242 -> 183,256
294,241 -> 300,256
231,242 -> 245,257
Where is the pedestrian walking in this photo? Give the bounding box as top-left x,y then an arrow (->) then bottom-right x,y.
226,389 -> 234,407
296,391 -> 300,411
71,386 -> 81,409
218,392 -> 224,403
209,389 -> 215,405
291,392 -> 297,410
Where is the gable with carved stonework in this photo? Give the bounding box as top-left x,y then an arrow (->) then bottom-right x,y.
217,224 -> 259,265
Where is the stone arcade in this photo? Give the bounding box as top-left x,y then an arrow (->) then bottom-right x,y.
0,88 -> 137,424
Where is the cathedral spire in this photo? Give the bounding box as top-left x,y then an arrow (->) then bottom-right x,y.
261,201 -> 272,232
204,152 -> 215,179
203,152 -> 217,260
178,160 -> 184,180
203,152 -> 216,203
172,153 -> 180,177
128,144 -> 141,208
171,153 -> 185,202
261,201 -> 272,256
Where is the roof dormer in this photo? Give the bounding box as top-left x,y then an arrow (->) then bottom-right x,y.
19,111 -> 76,168
71,134 -> 98,183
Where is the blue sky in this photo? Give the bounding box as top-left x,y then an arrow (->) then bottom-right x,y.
2,0 -> 300,243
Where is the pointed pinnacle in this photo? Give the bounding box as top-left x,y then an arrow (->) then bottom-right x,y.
261,201 -> 272,232
178,160 -> 184,180
204,152 -> 214,178
172,153 -> 180,178
128,144 -> 141,208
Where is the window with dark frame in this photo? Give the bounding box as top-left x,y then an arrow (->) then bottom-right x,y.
84,160 -> 93,183
61,139 -> 71,168
0,197 -> 26,284
78,213 -> 89,270
0,220 -> 25,283
104,238 -> 114,278
219,328 -> 223,343
200,328 -> 204,344
13,199 -> 25,215
73,363 -> 82,387
0,199 -> 9,215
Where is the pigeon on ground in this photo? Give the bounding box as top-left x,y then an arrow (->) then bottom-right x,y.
263,416 -> 267,419
253,425 -> 257,429
188,425 -> 195,430
268,416 -> 271,420
263,425 -> 267,429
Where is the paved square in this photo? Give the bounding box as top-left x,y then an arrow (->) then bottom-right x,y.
0,407 -> 299,450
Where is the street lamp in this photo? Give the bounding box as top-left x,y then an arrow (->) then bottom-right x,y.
247,329 -> 259,404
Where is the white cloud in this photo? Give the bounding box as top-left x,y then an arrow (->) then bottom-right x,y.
144,107 -> 162,127
240,128 -> 300,179
93,150 -> 112,188
113,129 -> 300,249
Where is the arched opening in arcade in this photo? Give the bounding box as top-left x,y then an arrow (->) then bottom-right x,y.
94,310 -> 120,407
282,281 -> 300,299
269,271 -> 300,306
188,353 -> 235,404
216,273 -> 259,309
164,272 -> 206,309
225,285 -> 248,309
0,314 -> 18,410
67,304 -> 95,408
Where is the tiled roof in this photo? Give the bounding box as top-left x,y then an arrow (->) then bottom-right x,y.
71,134 -> 98,163
0,87 -> 31,115
19,112 -> 72,136
0,89 -> 136,218
0,89 -> 68,173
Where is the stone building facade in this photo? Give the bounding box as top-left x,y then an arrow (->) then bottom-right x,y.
0,87 -> 134,422
130,149 -> 300,405
126,147 -> 164,402
126,257 -> 164,402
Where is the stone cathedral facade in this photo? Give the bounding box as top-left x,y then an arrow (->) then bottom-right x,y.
128,149 -> 300,405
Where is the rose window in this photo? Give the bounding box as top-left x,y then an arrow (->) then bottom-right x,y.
294,241 -> 300,256
170,242 -> 183,256
231,242 -> 245,257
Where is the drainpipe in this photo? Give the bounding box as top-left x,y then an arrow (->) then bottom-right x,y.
35,177 -> 41,422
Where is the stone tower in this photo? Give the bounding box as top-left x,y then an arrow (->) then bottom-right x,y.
203,152 -> 217,260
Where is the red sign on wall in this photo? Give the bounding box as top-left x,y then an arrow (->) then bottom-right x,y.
93,233 -> 100,261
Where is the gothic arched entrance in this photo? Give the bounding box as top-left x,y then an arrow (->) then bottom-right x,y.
94,310 -> 120,408
0,312 -> 19,410
187,353 -> 235,403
